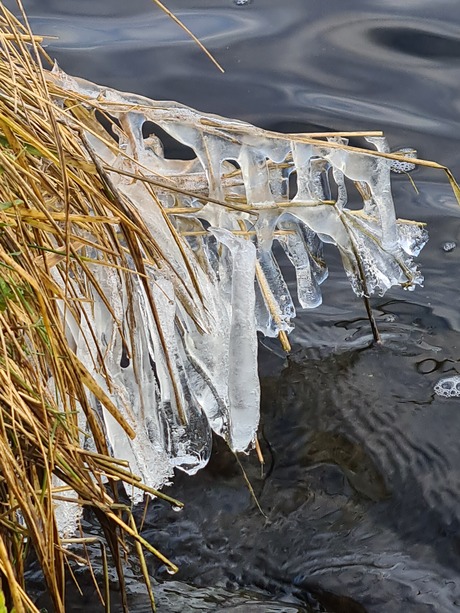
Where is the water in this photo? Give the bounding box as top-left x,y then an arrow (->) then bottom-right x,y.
17,0 -> 460,611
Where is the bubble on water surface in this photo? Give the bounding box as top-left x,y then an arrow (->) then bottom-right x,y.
442,241 -> 456,253
434,375 -> 460,398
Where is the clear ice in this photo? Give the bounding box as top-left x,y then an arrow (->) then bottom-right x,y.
47,66 -> 429,504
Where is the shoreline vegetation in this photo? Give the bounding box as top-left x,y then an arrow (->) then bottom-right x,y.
0,2 -> 459,612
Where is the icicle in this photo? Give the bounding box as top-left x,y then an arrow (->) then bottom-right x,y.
276,218 -> 325,309
210,229 -> 259,451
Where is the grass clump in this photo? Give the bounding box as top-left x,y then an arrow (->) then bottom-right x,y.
0,3 -> 187,611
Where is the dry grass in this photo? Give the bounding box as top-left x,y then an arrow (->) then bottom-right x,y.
0,4 -> 188,612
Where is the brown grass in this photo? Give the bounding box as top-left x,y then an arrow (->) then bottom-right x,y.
0,4 -> 188,611
0,2 -> 459,612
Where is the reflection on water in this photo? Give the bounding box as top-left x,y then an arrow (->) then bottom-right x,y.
15,0 -> 460,610
370,26 -> 460,61
14,0 -> 460,168
306,431 -> 390,502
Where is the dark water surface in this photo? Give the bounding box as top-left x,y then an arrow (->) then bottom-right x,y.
16,1 -> 460,611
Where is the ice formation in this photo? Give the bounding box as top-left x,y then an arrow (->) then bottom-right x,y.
46,67 -> 428,494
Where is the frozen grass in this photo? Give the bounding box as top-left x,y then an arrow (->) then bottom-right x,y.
0,4 -> 185,611
0,2 -> 459,612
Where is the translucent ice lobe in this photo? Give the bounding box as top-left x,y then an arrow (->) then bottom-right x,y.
276,220 -> 323,309
180,255 -> 232,443
238,145 -> 271,204
397,222 -> 429,257
291,142 -> 314,201
148,277 -> 212,474
256,248 -> 295,336
88,261 -> 212,480
322,139 -> 399,251
300,224 -> 328,285
87,265 -> 174,496
211,229 -> 259,451
343,212 -> 425,294
181,325 -> 229,438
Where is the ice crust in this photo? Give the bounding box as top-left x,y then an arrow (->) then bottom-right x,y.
47,66 -> 428,496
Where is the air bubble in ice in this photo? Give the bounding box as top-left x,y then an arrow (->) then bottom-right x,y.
434,376 -> 460,398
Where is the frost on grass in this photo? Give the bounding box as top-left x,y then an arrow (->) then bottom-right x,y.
48,66 -> 428,491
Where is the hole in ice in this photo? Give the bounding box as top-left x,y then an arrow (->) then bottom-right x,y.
345,177 -> 365,211
273,166 -> 290,200
120,345 -> 130,368
141,121 -> 196,160
288,170 -> 298,200
221,159 -> 241,185
149,354 -> 161,390
223,159 -> 240,172
95,109 -> 121,143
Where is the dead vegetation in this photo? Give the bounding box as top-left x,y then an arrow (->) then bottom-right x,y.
0,2 -> 459,612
